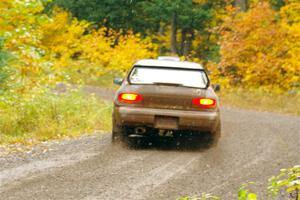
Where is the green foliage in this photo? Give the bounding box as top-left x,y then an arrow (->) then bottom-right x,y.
0,37 -> 13,93
140,0 -> 213,31
269,0 -> 285,10
177,166 -> 300,200
238,182 -> 257,200
52,0 -> 225,33
268,165 -> 300,199
51,0 -> 146,32
52,0 -> 226,59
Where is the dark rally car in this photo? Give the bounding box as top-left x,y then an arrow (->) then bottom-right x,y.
112,57 -> 221,147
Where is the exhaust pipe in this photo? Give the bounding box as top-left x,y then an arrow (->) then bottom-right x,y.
134,127 -> 146,135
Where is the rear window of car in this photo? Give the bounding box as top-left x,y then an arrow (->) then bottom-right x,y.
129,67 -> 208,88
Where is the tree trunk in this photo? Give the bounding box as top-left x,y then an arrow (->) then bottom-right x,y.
180,29 -> 187,56
235,0 -> 248,11
171,11 -> 178,55
158,22 -> 164,55
183,30 -> 194,57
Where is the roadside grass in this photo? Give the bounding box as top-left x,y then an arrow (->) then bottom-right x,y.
64,61 -> 122,90
0,89 -> 112,146
219,88 -> 300,116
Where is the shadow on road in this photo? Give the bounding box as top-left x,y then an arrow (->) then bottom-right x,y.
123,137 -> 213,152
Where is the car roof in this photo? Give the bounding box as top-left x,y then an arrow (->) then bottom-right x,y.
134,59 -> 204,70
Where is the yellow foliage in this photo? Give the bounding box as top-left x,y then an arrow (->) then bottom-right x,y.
0,1 -> 158,91
279,2 -> 300,89
38,9 -> 157,77
108,33 -> 158,73
40,9 -> 89,67
80,28 -> 113,68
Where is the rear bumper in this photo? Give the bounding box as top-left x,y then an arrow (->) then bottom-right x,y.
114,106 -> 220,131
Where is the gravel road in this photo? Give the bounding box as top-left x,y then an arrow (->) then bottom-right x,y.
0,86 -> 299,200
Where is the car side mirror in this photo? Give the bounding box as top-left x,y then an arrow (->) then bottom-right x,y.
212,84 -> 221,92
113,78 -> 124,85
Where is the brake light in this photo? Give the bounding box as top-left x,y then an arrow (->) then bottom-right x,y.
118,93 -> 142,103
192,98 -> 216,108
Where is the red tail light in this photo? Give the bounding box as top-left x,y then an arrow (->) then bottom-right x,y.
118,93 -> 142,103
192,98 -> 216,108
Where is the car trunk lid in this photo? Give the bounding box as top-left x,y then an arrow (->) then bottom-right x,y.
120,85 -> 208,111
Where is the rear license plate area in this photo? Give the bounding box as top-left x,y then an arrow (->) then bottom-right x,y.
154,116 -> 179,130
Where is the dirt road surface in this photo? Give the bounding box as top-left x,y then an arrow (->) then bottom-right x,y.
0,86 -> 299,200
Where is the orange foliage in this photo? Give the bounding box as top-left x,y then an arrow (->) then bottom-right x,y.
213,2 -> 300,91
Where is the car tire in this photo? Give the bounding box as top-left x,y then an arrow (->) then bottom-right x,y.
210,121 -> 221,147
111,120 -> 125,143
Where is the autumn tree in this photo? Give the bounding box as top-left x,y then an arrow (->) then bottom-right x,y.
218,2 -> 300,90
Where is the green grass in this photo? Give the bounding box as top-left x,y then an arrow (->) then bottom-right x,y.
0,89 -> 112,145
219,88 -> 300,116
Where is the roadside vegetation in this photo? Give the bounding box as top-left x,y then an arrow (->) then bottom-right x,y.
0,0 -> 299,146
220,89 -> 300,115
0,88 -> 112,145
178,165 -> 300,200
